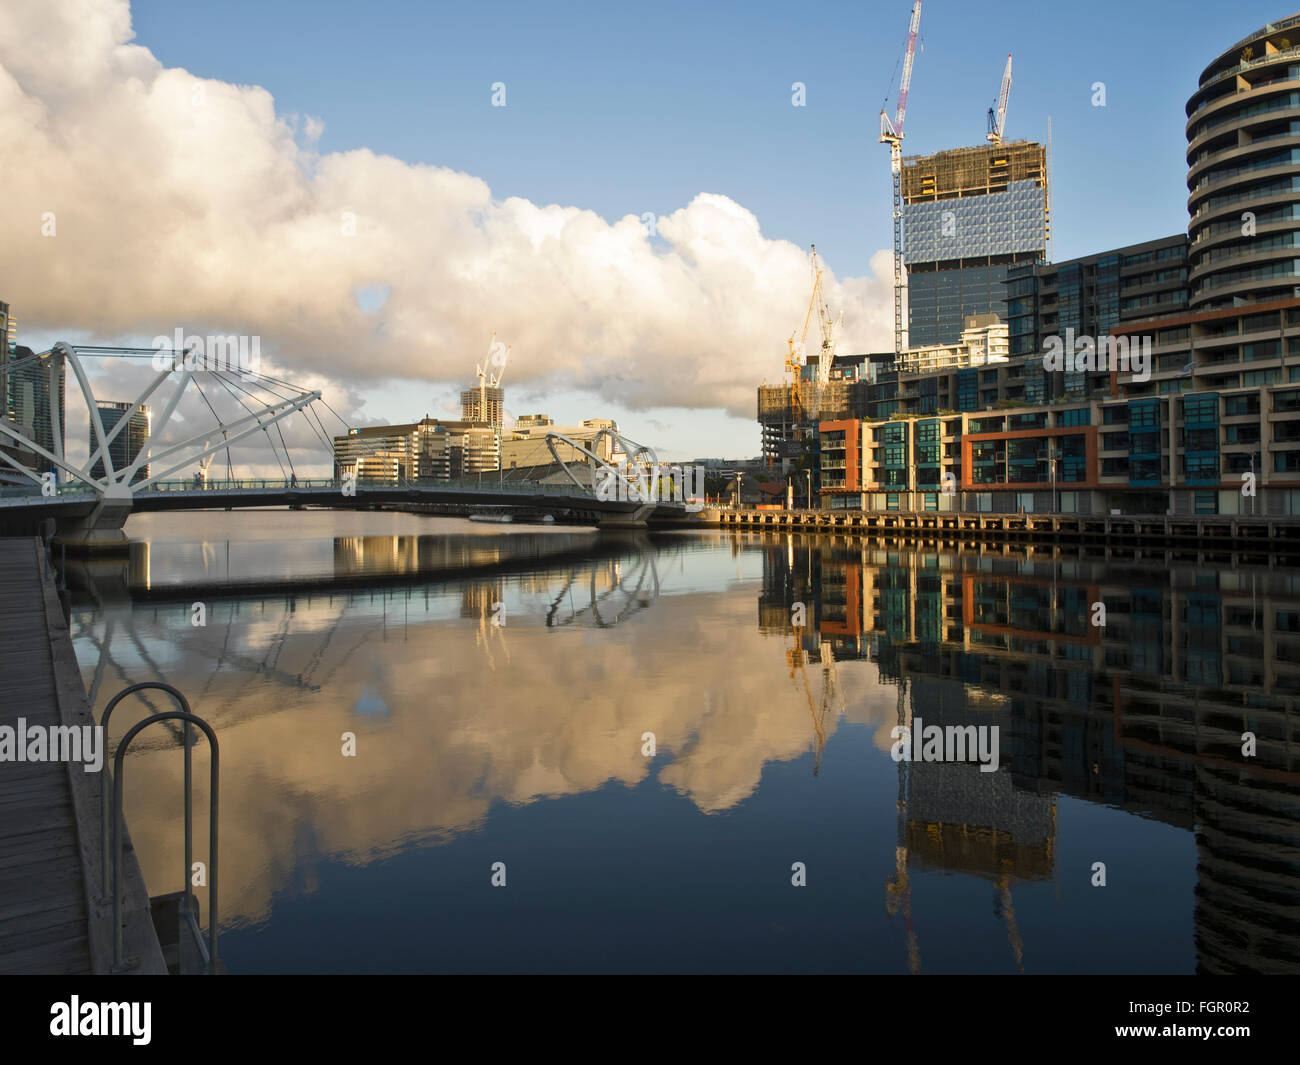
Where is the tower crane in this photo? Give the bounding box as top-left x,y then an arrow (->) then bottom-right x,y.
879,0 -> 922,362
986,53 -> 1012,145
475,331 -> 511,423
811,245 -> 843,418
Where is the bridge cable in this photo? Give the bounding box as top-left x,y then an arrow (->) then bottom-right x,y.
230,365 -> 353,435
275,421 -> 296,480
210,370 -> 289,481
190,375 -> 235,481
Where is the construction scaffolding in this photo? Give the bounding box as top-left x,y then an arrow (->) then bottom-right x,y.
758,378 -> 860,465
902,139 -> 1046,202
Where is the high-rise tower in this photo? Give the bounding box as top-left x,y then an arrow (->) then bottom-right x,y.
903,140 -> 1049,348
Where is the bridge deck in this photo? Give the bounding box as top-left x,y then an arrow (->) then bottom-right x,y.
0,538 -> 164,974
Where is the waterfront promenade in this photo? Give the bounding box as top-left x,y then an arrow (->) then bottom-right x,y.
706,507 -> 1300,549
0,538 -> 163,974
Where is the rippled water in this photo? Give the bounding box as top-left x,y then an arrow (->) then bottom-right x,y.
60,509 -> 1300,973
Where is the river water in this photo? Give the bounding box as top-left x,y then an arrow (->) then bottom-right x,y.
59,509 -> 1300,973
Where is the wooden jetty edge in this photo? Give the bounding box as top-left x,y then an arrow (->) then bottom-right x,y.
0,537 -> 164,974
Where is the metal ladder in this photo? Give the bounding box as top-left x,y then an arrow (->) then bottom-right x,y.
100,682 -> 220,974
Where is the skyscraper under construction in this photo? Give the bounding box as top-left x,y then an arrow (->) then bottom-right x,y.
902,139 -> 1049,348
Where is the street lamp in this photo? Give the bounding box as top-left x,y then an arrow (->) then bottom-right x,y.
805,469 -> 812,511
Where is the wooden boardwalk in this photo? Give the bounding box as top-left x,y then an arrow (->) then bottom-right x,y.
0,538 -> 163,974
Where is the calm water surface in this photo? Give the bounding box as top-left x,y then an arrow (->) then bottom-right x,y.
60,509 -> 1300,973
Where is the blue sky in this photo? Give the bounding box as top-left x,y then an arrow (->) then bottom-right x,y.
99,1 -> 1300,456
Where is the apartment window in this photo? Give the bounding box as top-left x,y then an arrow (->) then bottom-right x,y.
1102,431 -> 1129,450
1180,395 -> 1218,424
1274,390 -> 1300,413
1194,491 -> 1218,515
1058,408 -> 1090,427
1130,458 -> 1161,483
1224,394 -> 1260,416
1130,431 -> 1160,454
1103,406 -> 1129,425
1009,413 -> 1047,430
1184,454 -> 1219,481
1129,400 -> 1160,428
1240,311 -> 1281,333
1276,452 -> 1300,473
1243,340 -> 1281,362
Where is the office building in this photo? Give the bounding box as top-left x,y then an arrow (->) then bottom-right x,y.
903,140 -> 1049,347
89,401 -> 151,483
334,418 -> 500,485
501,417 -> 620,470
1,344 -> 66,474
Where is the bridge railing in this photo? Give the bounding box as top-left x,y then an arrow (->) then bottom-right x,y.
137,477 -> 604,497
1,475 -> 696,506
0,483 -> 99,501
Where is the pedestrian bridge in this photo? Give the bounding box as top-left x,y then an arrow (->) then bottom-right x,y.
0,477 -> 700,544
0,344 -> 702,544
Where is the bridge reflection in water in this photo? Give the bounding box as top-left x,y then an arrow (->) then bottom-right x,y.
60,516 -> 1300,973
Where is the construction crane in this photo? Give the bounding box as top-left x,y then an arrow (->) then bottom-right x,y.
789,245 -> 842,422
783,302 -> 810,423
812,245 -> 843,417
879,0 -> 922,362
786,614 -> 842,776
986,53 -> 1012,145
475,331 -> 511,423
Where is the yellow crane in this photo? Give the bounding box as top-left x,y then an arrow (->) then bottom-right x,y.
786,245 -> 841,424
786,613 -> 845,776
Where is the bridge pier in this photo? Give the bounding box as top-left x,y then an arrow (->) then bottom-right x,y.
53,486 -> 133,552
596,503 -> 657,529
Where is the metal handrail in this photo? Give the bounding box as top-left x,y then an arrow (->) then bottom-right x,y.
99,683 -> 195,903
102,685 -> 219,973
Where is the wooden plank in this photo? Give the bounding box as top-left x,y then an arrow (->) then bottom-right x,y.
0,539 -> 96,974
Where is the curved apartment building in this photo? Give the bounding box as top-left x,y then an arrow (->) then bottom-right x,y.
1187,14 -> 1300,310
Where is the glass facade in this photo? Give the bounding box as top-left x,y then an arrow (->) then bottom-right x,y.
3,348 -> 66,466
903,180 -> 1048,265
908,263 -> 1015,347
1128,399 -> 1163,486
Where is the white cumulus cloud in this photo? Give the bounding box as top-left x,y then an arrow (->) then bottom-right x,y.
0,0 -> 893,423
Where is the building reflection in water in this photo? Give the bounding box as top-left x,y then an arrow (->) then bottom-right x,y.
759,534 -> 1300,974
60,521 -> 1300,973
